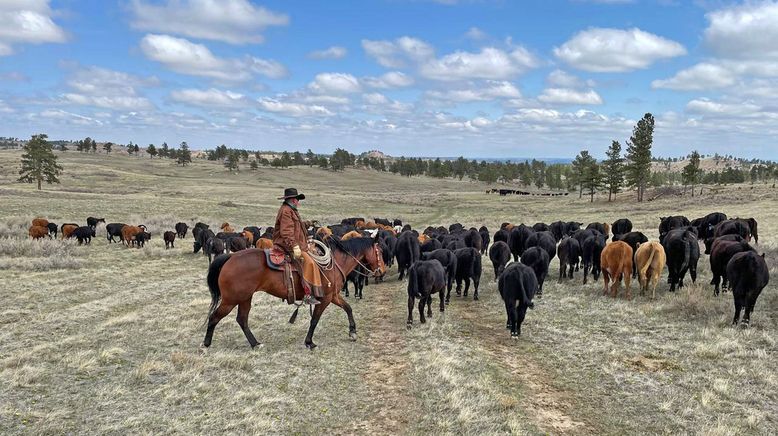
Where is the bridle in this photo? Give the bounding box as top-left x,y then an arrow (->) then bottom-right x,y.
329,238 -> 385,279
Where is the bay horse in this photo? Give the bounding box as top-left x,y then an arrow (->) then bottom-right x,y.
203,235 -> 386,350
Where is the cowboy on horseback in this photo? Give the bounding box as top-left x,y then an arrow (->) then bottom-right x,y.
273,188 -> 323,305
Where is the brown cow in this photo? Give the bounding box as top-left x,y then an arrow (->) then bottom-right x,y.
32,218 -> 49,228
341,230 -> 363,241
600,241 -> 633,299
61,224 -> 79,239
316,227 -> 333,240
635,241 -> 666,299
29,225 -> 49,239
220,222 -> 235,233
256,238 -> 273,249
241,230 -> 254,246
418,234 -> 431,244
121,225 -> 144,247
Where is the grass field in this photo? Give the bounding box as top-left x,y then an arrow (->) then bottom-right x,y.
1,150 -> 776,435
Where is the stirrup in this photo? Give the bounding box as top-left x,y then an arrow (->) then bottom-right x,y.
304,295 -> 321,305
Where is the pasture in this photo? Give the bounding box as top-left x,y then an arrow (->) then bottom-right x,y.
1,150 -> 776,435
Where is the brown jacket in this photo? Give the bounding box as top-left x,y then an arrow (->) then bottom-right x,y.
272,202 -> 309,253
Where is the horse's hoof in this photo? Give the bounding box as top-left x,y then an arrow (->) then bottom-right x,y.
199,344 -> 209,354
406,324 -> 412,330
251,343 -> 265,350
349,332 -> 357,341
474,296 -> 479,301
511,335 -> 519,341
305,342 -> 317,350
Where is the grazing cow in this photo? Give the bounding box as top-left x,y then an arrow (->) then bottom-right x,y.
582,232 -> 606,284
61,224 -> 79,240
611,218 -> 633,238
662,227 -> 699,292
498,263 -> 537,339
520,247 -> 550,296
549,221 -> 568,242
28,225 -> 49,239
46,222 -> 58,238
164,231 -> 176,249
453,247 -> 482,300
32,218 -> 49,228
396,231 -> 421,280
192,222 -> 210,240
586,222 -> 610,238
121,225 -> 144,247
421,249 -> 458,300
532,222 -> 549,232
256,238 -> 273,249
478,226 -> 490,255
600,241 -> 633,299
727,252 -> 769,326
613,231 -> 649,278
420,238 -> 443,253
205,237 -> 225,263
489,241 -> 511,280
526,231 -> 556,261
557,237 -> 581,280
463,228 -> 483,253
659,215 -> 690,242
406,260 -> 446,328
175,222 -> 189,239
106,223 -> 126,243
87,217 -> 105,230
565,222 -> 583,237
635,241 -> 666,299
243,226 -> 262,246
134,231 -> 151,248
73,226 -> 96,245
220,222 -> 235,233
710,237 -> 753,296
508,224 -> 533,261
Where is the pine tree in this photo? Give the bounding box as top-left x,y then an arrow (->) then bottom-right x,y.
103,142 -> 112,153
91,139 -> 97,153
177,142 -> 192,166
682,150 -> 702,197
572,150 -> 595,198
133,144 -> 140,156
225,151 -> 240,172
147,144 -> 157,158
581,160 -> 603,202
250,159 -> 259,171
159,142 -> 169,158
602,140 -> 625,201
18,134 -> 63,190
625,113 -> 654,202
306,149 -> 315,167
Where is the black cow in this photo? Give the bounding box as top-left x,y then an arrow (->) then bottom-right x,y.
192,222 -> 210,242
46,222 -> 58,238
565,221 -> 583,236
164,231 -> 176,249
732,217 -> 759,244
86,217 -> 105,230
374,218 -> 392,227
421,249 -> 458,300
406,260 -> 446,328
526,231 -> 556,261
498,263 -> 537,339
478,226 -> 490,255
453,247 -> 482,301
662,227 -> 699,292
557,237 -> 580,280
449,223 -> 464,233
344,266 -> 369,299
582,232 -> 606,284
532,222 -> 549,232
549,221 -> 568,242
508,224 -> 533,262
463,228 -> 483,253
421,238 -> 443,253
573,228 -> 599,250
493,229 -> 509,245
520,247 -> 550,296
586,222 -> 608,238
396,231 -> 421,280
175,222 -> 189,239
659,215 -> 690,242
205,237 -> 225,263
106,223 -> 126,243
705,233 -> 743,256
446,239 -> 466,251
613,231 -> 649,277
710,237 -> 753,296
611,218 -> 633,237
694,212 -> 727,240
489,241 -> 511,280
72,226 -> 95,245
727,251 -> 770,326
243,226 -> 262,247
381,234 -> 397,267
194,229 -> 215,254
134,231 -> 151,248
393,219 -> 403,227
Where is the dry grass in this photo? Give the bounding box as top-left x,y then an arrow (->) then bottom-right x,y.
0,150 -> 776,435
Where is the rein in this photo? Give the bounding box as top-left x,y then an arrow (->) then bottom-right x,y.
328,237 -> 383,278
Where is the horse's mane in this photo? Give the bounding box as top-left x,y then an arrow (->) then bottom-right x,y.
332,236 -> 375,256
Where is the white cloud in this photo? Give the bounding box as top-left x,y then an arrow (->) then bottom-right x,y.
419,47 -> 538,81
426,81 -> 521,102
139,34 -> 287,81
537,88 -> 603,105
0,0 -> 66,56
685,98 -> 762,117
60,66 -> 156,110
257,98 -> 334,117
308,46 -> 348,60
465,27 -> 487,41
362,93 -> 390,105
39,109 -> 103,126
361,36 -> 434,68
651,63 -> 736,90
704,2 -> 778,60
308,73 -> 361,94
554,27 -> 686,72
170,88 -> 247,107
129,0 -> 288,45
363,71 -> 414,88
546,69 -> 594,88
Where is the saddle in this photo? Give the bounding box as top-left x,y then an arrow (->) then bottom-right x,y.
264,248 -> 317,305
264,247 -> 290,271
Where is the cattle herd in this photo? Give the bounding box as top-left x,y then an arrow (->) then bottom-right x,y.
25,212 -> 770,339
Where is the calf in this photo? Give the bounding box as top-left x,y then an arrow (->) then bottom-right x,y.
256,238 -> 273,249
175,222 -> 189,239
520,247 -> 550,296
344,266 -> 369,299
164,231 -> 176,249
489,241 -> 511,280
727,252 -> 769,326
241,230 -> 254,247
194,228 -> 215,254
106,223 -> 126,243
478,226 -> 490,255
453,247 -> 482,301
601,241 -> 633,299
710,237 -> 753,296
87,217 -> 105,230
557,237 -> 580,280
695,212 -> 727,240
662,227 -> 699,292
46,222 -> 58,238
73,226 -> 96,245
421,249 -> 457,301
582,232 -> 606,284
243,226 -> 262,246
406,260 -> 446,328
28,225 -> 49,240
134,231 -> 151,248
395,231 -> 421,280
635,241 -> 666,299
611,218 -> 633,238
498,263 -> 537,339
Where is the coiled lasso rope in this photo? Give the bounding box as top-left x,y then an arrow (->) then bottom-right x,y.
307,238 -> 332,267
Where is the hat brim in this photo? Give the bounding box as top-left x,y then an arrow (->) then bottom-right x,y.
278,193 -> 305,200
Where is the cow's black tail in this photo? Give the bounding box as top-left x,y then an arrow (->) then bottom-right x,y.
407,263 -> 419,297
205,253 -> 231,323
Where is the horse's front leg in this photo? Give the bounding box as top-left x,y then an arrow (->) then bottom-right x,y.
332,293 -> 357,340
304,298 -> 331,350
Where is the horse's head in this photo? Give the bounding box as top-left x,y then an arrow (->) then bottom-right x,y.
366,234 -> 386,277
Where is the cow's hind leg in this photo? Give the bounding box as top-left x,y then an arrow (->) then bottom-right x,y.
418,297 -> 426,324
236,300 -> 260,348
202,302 -> 236,348
407,295 -> 414,328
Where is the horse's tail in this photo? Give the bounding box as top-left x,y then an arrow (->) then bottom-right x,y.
205,253 -> 231,323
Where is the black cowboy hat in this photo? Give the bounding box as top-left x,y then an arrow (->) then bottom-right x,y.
278,187 -> 305,200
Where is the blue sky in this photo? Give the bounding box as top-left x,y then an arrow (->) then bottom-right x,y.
1,0 -> 777,159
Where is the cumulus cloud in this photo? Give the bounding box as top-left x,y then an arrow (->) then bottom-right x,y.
425,81 -> 521,102
419,46 -> 539,81
464,27 -> 487,41
257,97 -> 334,117
308,46 -> 348,60
139,34 -> 287,81
363,71 -> 414,88
0,0 -> 67,56
651,63 -> 736,90
361,36 -> 435,68
129,0 -> 288,44
554,27 -> 686,72
546,69 -> 594,88
704,2 -> 778,60
308,73 -> 361,94
60,66 -> 156,110
170,88 -> 247,107
685,98 -> 762,117
537,88 -> 603,105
